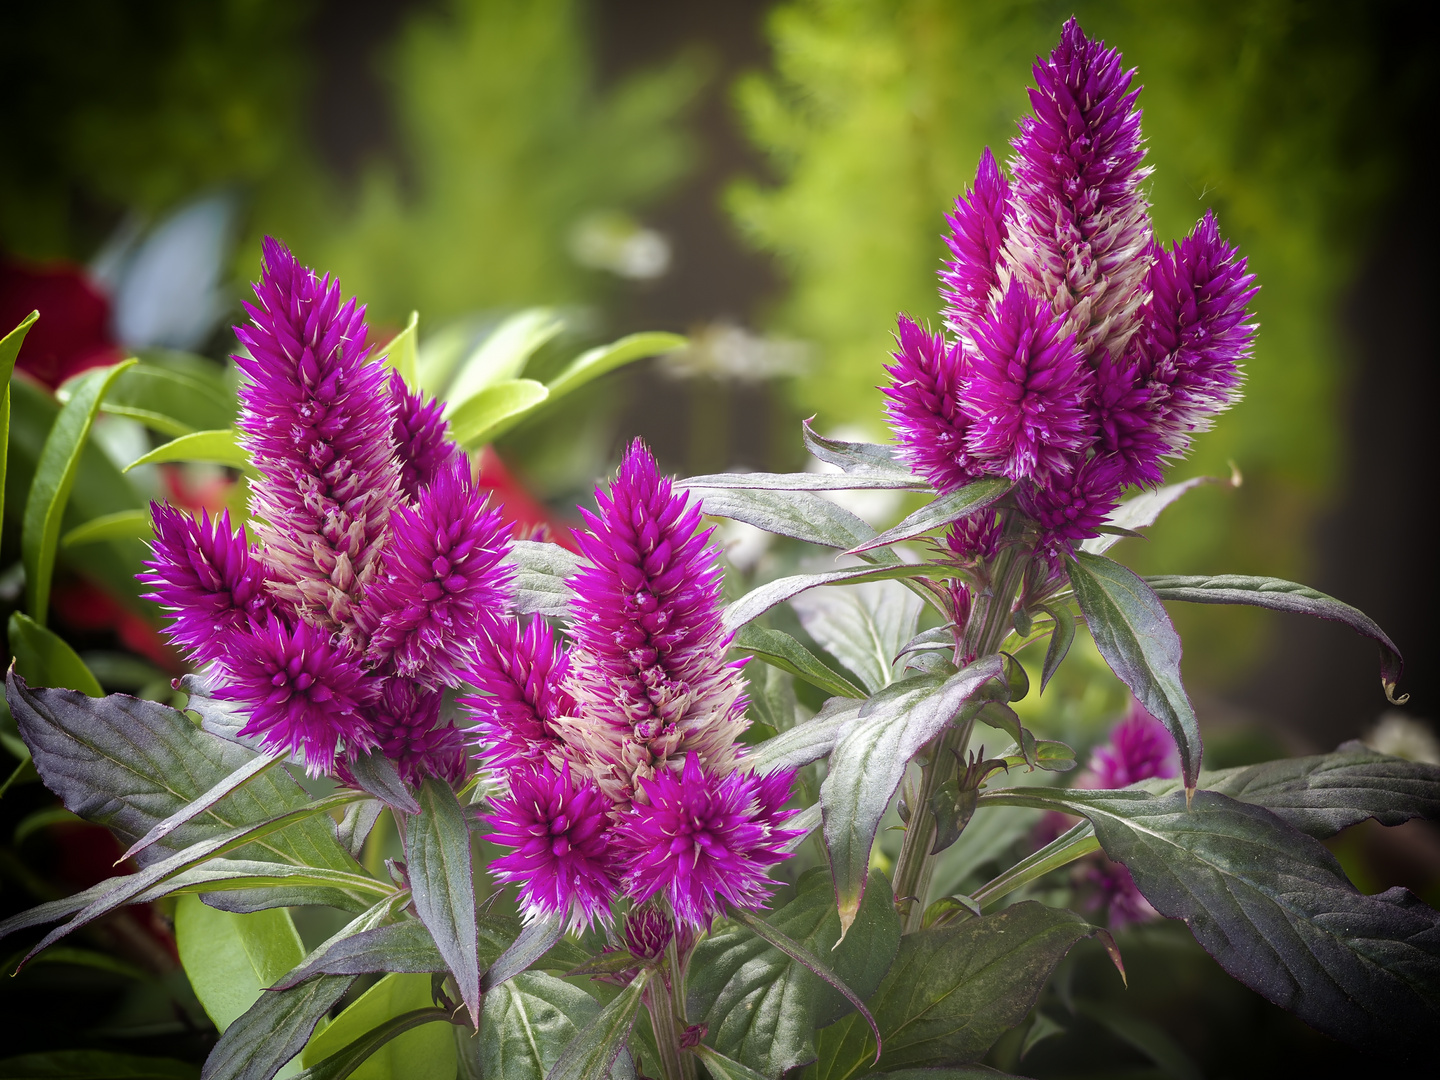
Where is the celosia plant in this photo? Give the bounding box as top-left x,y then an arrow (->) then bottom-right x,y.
3,19 -> 1438,1080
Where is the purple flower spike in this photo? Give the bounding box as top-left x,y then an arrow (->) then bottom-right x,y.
1139,211 -> 1257,456
1018,453 -> 1126,559
566,440 -> 748,800
485,760 -> 619,932
615,755 -> 799,931
1081,698 -> 1181,789
389,371 -> 463,502
463,615 -> 578,769
235,238 -> 403,635
225,618 -> 378,775
962,280 -> 1092,483
363,679 -> 467,786
1004,18 -> 1153,362
1091,350 -> 1170,488
883,316 -> 976,493
364,456 -> 514,687
940,148 -> 1012,340
140,503 -> 271,669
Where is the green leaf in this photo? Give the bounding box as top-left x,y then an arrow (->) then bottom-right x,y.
300,974 -> 457,1080
680,471 -> 928,492
745,694 -> 859,775
689,486 -> 880,551
175,895 -> 305,1032
690,1046 -> 769,1080
4,672 -> 364,881
1066,552 -> 1202,791
22,359 -> 136,622
723,564 -> 956,635
846,478 -> 1012,554
0,310 -> 40,531
273,919 -> 445,990
478,972 -> 603,1080
811,902 -> 1102,1077
545,968 -> 650,1080
979,786 -> 1440,1059
508,540 -> 581,618
0,1050 -> 198,1079
449,378 -> 549,450
687,866 -> 901,1078
61,508 -> 154,548
1079,475 -> 1227,556
546,331 -> 686,400
126,428 -> 253,473
482,912 -> 564,991
445,308 -> 564,413
791,580 -> 923,693
8,613 -> 104,696
868,1070 -> 1031,1080
379,312 -> 419,388
119,754 -> 282,863
734,625 -> 866,700
1037,604 -> 1074,694
406,779 -> 480,1025
347,750 -> 420,815
202,975 -> 356,1080
293,1009 -> 455,1080
1145,573 -> 1407,705
801,420 -> 921,483
821,657 -> 1004,932
95,361 -> 236,436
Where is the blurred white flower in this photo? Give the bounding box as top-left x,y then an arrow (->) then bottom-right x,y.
661,321 -> 810,383
1364,712 -> 1440,764
568,210 -> 671,280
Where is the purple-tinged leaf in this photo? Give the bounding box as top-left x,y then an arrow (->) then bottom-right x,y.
407,778 -> 481,1027
679,471 -> 929,492
482,912 -> 565,992
1037,603 -> 1075,693
723,564 -> 956,634
347,749 -> 420,815
1145,574 -> 1407,705
544,967 -> 651,1080
692,485 -> 880,550
745,696 -> 862,775
289,1006 -> 458,1080
845,478 -> 1012,555
120,753 -> 280,863
200,974 -> 356,1080
801,420 -> 919,481
1066,553 -> 1202,792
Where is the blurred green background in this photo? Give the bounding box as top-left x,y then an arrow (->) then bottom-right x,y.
2,1 -> 1437,1075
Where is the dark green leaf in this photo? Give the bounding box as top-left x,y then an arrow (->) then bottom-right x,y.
723,564 -> 954,635
98,362 -> 236,436
0,1050 -> 197,1079
690,1045 -> 769,1080
337,800 -> 384,860
1066,552 -> 1201,790
747,662 -> 799,732
21,359 -> 137,621
174,895 -> 304,1031
547,331 -> 687,400
508,540 -> 581,618
687,866 -> 901,1078
1145,573 -> 1407,705
735,625 -> 869,701
292,1008 -> 455,1080
680,472 -> 928,492
478,972 -> 603,1080
812,902 -> 1100,1077
745,697 -> 862,775
846,478 -> 1012,555
801,420 -> 920,482
691,486 -> 879,550
8,613 -> 103,696
126,428 -> 253,473
821,657 -> 1004,931
200,974 -> 355,1080
545,969 -> 650,1080
347,750 -> 420,815
121,753 -> 280,863
482,912 -> 564,991
979,786 -> 1440,1059
1037,604 -> 1074,694
273,919 -> 446,990
792,581 -> 922,694
450,378 -> 549,450
1,310 -> 41,531
407,778 -> 481,1025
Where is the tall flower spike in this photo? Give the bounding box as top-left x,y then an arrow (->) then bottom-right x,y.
235,238 -> 403,636
1139,210 -> 1256,457
463,615 -> 577,770
485,760 -> 619,932
1091,346 -> 1170,488
564,440 -> 748,800
883,316 -> 977,493
389,370 -> 464,502
940,148 -> 1012,340
140,504 -> 272,669
615,755 -> 799,931
1003,18 -> 1153,363
962,280 -> 1092,483
223,617 -> 378,775
364,455 -> 514,687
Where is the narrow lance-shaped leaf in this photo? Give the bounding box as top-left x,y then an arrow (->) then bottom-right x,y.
1146,573 -> 1407,705
96,361 -> 236,436
978,785 -> 1440,1061
450,378 -> 550,450
821,656 -> 1004,932
125,428 -> 253,473
1080,473 -> 1232,555
723,563 -> 957,634
445,307 -> 564,413
1,309 -> 41,529
846,477 -> 1012,555
801,419 -> 920,481
9,613 -> 104,696
1066,552 -> 1202,792
482,912 -> 565,991
1038,603 -> 1075,693
733,624 -> 867,701
121,752 -> 281,863
692,485 -> 881,551
744,697 -> 862,776
61,508 -> 154,548
272,919 -> 446,990
200,974 -> 357,1080
679,471 -> 929,492
544,967 -> 651,1080
691,1046 -> 770,1080
347,749 -> 421,815
291,1007 -> 456,1080
547,331 -> 687,400
407,778 -> 481,1026
22,358 -> 137,622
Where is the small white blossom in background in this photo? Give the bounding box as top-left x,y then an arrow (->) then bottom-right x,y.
1364,713 -> 1440,764
660,321 -> 811,383
568,210 -> 671,280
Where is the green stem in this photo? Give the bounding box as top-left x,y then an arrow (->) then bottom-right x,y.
646,942 -> 696,1080
969,820 -> 1099,911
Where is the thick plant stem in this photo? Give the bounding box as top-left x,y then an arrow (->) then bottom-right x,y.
892,512 -> 1032,934
646,945 -> 696,1080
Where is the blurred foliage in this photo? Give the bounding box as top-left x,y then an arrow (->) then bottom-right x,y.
730,0 -> 1422,683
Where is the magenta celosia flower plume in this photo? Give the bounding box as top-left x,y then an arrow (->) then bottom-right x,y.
234,238 -> 404,636
613,755 -> 800,930
389,370 -> 464,501
883,316 -> 975,493
464,615 -> 578,770
1082,698 -> 1181,789
941,147 -> 1011,342
563,440 -> 748,800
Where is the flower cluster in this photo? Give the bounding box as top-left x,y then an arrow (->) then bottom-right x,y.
884,19 -> 1257,563
469,441 -> 800,932
143,238 -> 513,777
